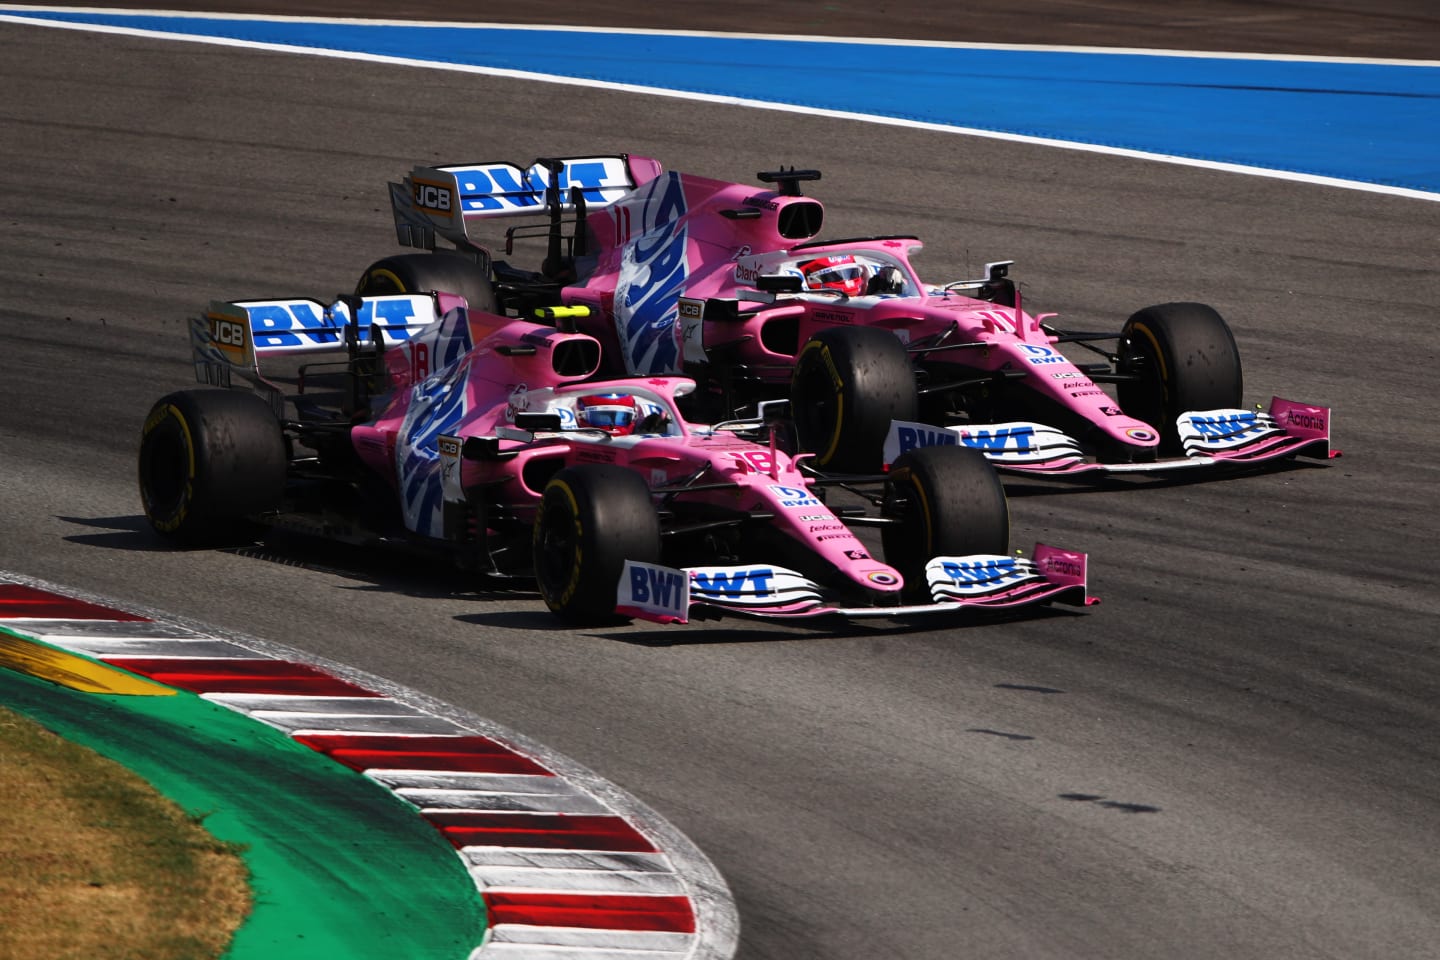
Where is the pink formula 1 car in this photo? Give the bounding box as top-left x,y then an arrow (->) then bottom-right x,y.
369,155 -> 1333,476
137,289 -> 1090,625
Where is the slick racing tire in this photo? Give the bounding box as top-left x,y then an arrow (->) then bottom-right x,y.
790,326 -> 917,474
138,389 -> 286,546
881,446 -> 1009,600
532,466 -> 662,625
356,252 -> 499,314
1117,302 -> 1243,455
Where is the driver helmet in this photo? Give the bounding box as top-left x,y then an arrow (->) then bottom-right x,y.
575,393 -> 638,435
799,255 -> 871,296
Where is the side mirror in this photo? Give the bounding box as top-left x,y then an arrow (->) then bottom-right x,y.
756,274 -> 804,293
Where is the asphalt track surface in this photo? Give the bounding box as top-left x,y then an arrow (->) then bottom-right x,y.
2,3 -> 1439,959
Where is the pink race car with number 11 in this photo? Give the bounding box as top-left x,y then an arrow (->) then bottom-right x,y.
373,155 -> 1334,476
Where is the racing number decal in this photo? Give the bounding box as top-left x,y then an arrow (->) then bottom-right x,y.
736,450 -> 777,474
410,341 -> 430,383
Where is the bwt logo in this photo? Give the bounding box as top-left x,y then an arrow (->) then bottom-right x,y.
246,300 -> 419,348
1189,413 -> 1262,438
693,568 -> 775,598
768,484 -> 820,508
959,425 -> 1035,453
448,159 -> 630,213
895,425 -> 958,455
941,558 -> 1024,585
1018,343 -> 1065,365
629,567 -> 686,608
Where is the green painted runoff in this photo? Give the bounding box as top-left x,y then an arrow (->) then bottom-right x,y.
0,664 -> 487,959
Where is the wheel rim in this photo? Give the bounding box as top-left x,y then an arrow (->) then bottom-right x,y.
533,494 -> 580,603
140,419 -> 190,521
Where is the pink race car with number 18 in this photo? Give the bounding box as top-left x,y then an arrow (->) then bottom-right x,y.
138,285 -> 1091,626
373,155 -> 1334,476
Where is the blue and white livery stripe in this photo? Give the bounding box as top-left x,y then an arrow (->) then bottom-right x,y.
234,296 -> 441,355
439,156 -> 638,215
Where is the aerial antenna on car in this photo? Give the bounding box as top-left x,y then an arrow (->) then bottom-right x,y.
757,167 -> 821,197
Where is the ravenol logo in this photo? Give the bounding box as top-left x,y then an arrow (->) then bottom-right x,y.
894,425 -> 958,455
692,568 -> 775,598
768,484 -> 821,509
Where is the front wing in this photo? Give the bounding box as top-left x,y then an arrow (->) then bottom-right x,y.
885,397 -> 1332,476
616,545 -> 1091,625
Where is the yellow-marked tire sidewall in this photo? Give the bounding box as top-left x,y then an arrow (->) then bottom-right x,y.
138,402 -> 197,534
534,479 -> 585,613
793,339 -> 846,467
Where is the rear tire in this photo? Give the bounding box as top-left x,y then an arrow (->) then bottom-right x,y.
1117,302 -> 1242,454
881,446 -> 1009,598
356,252 -> 498,314
138,390 -> 286,545
791,326 -> 917,473
532,466 -> 662,624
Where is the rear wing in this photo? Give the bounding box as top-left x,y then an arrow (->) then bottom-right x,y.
389,154 -> 663,251
191,294 -> 451,386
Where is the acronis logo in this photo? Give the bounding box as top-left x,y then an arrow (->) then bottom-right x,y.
615,173 -> 688,375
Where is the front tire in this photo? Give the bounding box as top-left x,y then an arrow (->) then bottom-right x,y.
138,389 -> 286,545
1117,302 -> 1243,454
881,446 -> 1009,598
356,252 -> 499,314
790,326 -> 917,473
532,466 -> 662,624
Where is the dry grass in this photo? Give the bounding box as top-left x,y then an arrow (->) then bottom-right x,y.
0,707 -> 251,960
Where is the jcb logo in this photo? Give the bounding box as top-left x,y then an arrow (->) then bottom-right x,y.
413,181 -> 453,213
210,317 -> 247,348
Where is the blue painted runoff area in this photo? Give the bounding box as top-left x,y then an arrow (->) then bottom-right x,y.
4,8 -> 1438,196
